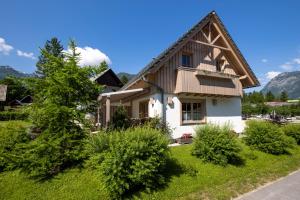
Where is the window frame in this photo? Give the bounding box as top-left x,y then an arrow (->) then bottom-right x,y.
139,100 -> 149,118
181,52 -> 193,67
180,99 -> 206,125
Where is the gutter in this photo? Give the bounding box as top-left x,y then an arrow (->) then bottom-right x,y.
141,76 -> 166,124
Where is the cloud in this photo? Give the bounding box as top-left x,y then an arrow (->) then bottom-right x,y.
293,58 -> 300,64
261,58 -> 268,63
280,63 -> 294,71
17,50 -> 36,60
266,71 -> 281,80
0,37 -> 14,55
66,46 -> 111,67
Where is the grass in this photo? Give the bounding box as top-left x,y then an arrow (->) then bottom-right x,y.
1,121 -> 300,199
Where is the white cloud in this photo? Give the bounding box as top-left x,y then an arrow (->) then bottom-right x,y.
266,71 -> 281,80
0,37 -> 14,55
293,58 -> 300,64
17,50 -> 36,60
66,46 -> 111,67
261,58 -> 268,63
280,62 -> 294,71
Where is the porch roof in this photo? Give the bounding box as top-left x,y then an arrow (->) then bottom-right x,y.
98,88 -> 145,103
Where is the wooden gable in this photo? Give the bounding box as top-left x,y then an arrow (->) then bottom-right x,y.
94,68 -> 123,88
122,11 -> 259,95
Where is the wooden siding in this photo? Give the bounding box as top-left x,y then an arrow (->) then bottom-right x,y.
153,40 -> 242,95
175,68 -> 242,96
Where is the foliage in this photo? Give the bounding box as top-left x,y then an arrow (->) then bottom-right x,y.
242,103 -> 270,116
17,39 -> 103,178
36,37 -> 64,76
281,124 -> 300,145
99,127 -> 169,198
265,91 -> 275,101
0,121 -> 31,171
243,120 -> 296,154
120,75 -> 129,84
280,91 -> 288,102
3,142 -> 300,200
0,110 -> 29,121
110,106 -> 130,130
0,76 -> 32,106
192,124 -> 242,166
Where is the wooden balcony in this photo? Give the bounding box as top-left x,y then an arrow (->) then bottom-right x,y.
175,67 -> 243,97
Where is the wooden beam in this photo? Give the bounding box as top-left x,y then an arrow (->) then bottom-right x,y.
191,39 -> 231,51
211,34 -> 221,44
239,75 -> 247,80
212,22 -> 255,86
105,95 -> 111,128
201,30 -> 210,42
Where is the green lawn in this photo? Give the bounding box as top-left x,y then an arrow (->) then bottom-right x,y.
1,121 -> 300,199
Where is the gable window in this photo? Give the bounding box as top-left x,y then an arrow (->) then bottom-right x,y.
181,100 -> 205,124
139,101 -> 148,118
182,53 -> 193,67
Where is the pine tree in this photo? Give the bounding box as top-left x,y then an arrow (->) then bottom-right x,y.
36,37 -> 64,76
120,75 -> 129,84
280,91 -> 288,102
265,91 -> 275,102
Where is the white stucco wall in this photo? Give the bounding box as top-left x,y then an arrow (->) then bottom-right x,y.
131,93 -> 244,139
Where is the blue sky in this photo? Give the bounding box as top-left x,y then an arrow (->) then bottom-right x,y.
1,0 -> 300,91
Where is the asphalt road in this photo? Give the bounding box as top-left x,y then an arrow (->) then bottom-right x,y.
236,170 -> 300,200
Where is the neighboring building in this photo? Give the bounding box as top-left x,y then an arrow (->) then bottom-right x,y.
265,101 -> 298,107
0,85 -> 7,102
98,11 -> 259,138
92,68 -> 124,93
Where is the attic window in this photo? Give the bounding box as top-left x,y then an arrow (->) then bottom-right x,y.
182,53 -> 193,67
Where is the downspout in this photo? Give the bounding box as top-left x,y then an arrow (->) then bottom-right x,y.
142,76 -> 165,124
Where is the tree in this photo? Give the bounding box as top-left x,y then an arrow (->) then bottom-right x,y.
20,39 -> 103,178
120,75 -> 129,84
280,91 -> 288,102
36,37 -> 64,76
265,91 -> 275,102
0,76 -> 32,105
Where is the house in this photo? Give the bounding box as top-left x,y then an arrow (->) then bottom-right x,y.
0,85 -> 7,102
98,11 -> 259,138
92,68 -> 123,93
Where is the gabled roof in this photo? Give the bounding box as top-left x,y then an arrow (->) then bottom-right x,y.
121,11 -> 259,90
92,68 -> 123,88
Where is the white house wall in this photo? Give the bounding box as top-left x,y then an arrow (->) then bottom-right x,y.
131,93 -> 244,139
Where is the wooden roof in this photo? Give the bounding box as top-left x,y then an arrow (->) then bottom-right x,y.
92,68 -> 123,87
121,11 -> 260,91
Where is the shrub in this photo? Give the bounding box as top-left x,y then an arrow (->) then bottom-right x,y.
0,121 -> 31,171
243,120 -> 296,154
110,106 -> 130,130
192,124 -> 242,166
281,124 -> 300,144
100,126 -> 169,198
19,123 -> 87,178
0,111 -> 29,121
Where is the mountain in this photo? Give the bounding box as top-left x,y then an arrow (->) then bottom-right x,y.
261,71 -> 300,99
117,72 -> 135,81
0,66 -> 33,79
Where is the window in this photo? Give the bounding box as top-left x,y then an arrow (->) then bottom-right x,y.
216,60 -> 221,72
182,101 -> 205,124
139,101 -> 148,118
182,53 -> 193,67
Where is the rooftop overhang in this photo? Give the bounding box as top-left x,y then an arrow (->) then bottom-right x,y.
98,88 -> 148,103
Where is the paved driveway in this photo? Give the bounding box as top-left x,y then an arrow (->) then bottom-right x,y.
236,170 -> 300,200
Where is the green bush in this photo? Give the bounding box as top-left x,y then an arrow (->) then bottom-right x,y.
243,120 -> 296,154
192,124 -> 242,166
0,111 -> 29,121
19,122 -> 87,178
0,121 -> 31,171
281,124 -> 300,145
99,126 -> 169,198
